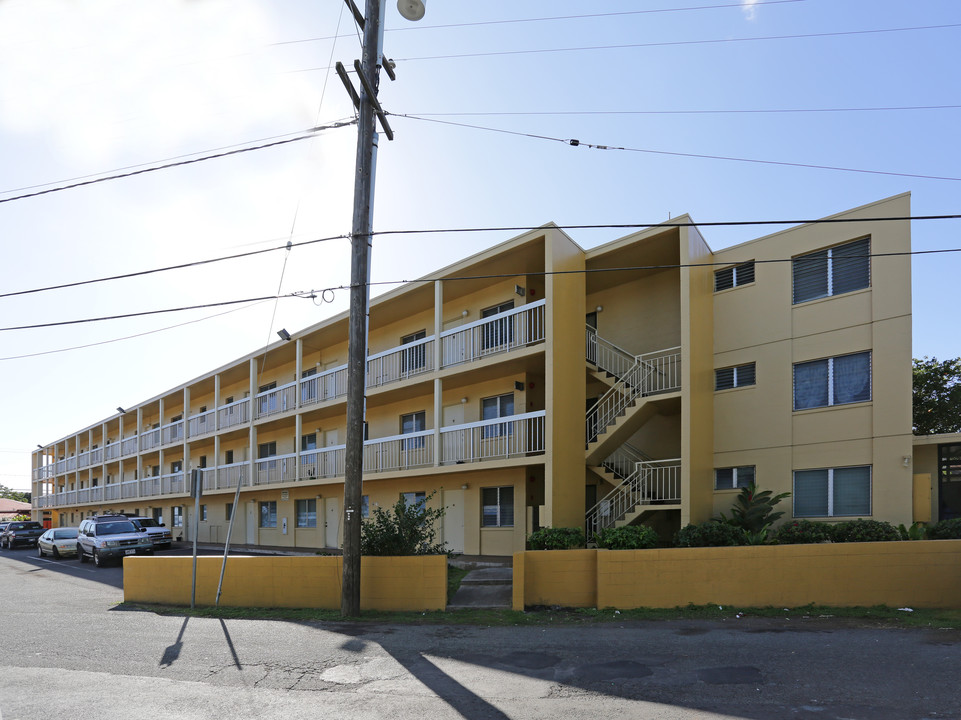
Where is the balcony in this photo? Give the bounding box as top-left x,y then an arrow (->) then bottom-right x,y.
441,300 -> 545,368
300,365 -> 348,407
367,338 -> 435,389
254,383 -> 297,420
34,412 -> 546,508
218,398 -> 250,430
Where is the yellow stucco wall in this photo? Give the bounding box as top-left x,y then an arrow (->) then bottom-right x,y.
123,555 -> 447,611
513,543 -> 961,610
515,549 -> 598,608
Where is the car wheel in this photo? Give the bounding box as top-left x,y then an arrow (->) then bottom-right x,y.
93,549 -> 103,567
52,546 -> 61,560
38,545 -> 44,557
78,545 -> 88,563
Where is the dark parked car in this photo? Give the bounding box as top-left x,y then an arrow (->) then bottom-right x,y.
1,521 -> 45,549
77,515 -> 153,567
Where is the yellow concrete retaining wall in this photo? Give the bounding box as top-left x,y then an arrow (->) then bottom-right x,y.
124,555 -> 447,611
513,541 -> 961,610
514,549 -> 597,608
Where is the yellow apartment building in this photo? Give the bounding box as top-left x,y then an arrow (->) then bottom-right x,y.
31,193 -> 919,554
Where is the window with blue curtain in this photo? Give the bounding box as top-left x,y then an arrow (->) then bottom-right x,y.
794,352 -> 870,410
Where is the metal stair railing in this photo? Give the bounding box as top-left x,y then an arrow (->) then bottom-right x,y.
585,326 -> 636,379
586,346 -> 681,445
585,459 -> 682,537
599,442 -> 654,480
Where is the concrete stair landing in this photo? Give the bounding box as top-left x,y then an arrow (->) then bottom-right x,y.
447,566 -> 513,609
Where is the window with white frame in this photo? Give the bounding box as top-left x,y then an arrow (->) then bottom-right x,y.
400,330 -> 427,373
401,491 -> 426,509
715,363 -> 756,391
793,352 -> 871,410
296,499 -> 317,528
714,261 -> 755,292
482,486 -> 514,527
714,466 -> 755,490
481,300 -> 515,350
172,506 -> 183,527
793,466 -> 871,517
361,495 -> 370,519
481,393 -> 514,438
400,411 -> 426,450
792,237 -> 870,304
260,501 -> 277,528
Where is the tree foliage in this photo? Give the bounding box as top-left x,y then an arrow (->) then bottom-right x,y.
0,484 -> 30,503
714,483 -> 790,534
913,356 -> 961,435
359,492 -> 448,556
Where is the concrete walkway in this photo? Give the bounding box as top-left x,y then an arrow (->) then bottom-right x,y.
447,556 -> 513,609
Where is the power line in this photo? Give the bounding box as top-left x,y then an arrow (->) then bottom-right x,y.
390,113 -> 961,183
0,121 -> 355,206
393,23 -> 961,63
3,215 -> 959,303
0,292 -> 316,332
0,299 -> 273,362
404,104 -> 961,117
0,233 -> 348,300
5,246 -> 959,334
272,0 -> 804,46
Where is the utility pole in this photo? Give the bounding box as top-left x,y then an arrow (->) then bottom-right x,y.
340,0 -> 425,618
342,0 -> 386,618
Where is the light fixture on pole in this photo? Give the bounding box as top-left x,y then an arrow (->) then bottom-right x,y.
117,407 -> 126,414
277,328 -> 292,341
397,0 -> 425,21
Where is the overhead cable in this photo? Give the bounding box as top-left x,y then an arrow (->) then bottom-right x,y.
390,113 -> 961,182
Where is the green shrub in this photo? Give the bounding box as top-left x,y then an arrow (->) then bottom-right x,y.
772,520 -> 834,544
674,522 -> 748,547
898,521 -> 929,541
593,525 -> 658,550
714,483 -> 790,534
360,492 -> 448,556
928,518 -> 961,540
829,519 -> 901,543
527,527 -> 585,550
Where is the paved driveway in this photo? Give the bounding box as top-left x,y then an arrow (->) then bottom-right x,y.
1,550 -> 959,719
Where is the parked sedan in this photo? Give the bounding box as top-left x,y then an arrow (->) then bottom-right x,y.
37,528 -> 79,559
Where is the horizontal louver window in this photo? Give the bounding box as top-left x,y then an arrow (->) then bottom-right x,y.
793,238 -> 870,304
714,261 -> 755,292
793,352 -> 870,410
794,466 -> 871,517
714,466 -> 755,490
715,362 -> 756,390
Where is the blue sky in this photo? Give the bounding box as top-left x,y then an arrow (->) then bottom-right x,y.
1,0 -> 958,491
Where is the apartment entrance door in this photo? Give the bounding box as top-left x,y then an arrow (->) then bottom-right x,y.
325,498 -> 340,548
443,489 -> 465,553
246,502 -> 256,544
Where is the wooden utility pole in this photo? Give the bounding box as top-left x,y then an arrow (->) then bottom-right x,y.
342,0 -> 386,618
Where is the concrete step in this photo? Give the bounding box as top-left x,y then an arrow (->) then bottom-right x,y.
447,567 -> 513,610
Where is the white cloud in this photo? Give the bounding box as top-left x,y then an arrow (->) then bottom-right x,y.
741,0 -> 761,21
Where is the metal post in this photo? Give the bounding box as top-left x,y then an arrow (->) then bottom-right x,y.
342,0 -> 386,618
216,475 -> 244,607
190,468 -> 202,609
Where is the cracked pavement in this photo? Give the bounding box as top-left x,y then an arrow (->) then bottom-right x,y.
1,551 -> 960,719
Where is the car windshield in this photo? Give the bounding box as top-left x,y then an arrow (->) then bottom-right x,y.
135,519 -> 159,527
95,522 -> 136,535
54,529 -> 79,539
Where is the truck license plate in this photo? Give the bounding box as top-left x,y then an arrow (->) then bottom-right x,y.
125,549 -> 136,555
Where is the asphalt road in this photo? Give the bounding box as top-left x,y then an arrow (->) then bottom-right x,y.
1,547 -> 959,720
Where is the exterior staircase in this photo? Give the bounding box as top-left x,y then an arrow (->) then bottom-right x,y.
584,328 -> 683,538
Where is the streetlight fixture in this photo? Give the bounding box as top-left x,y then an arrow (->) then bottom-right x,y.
397,0 -> 425,21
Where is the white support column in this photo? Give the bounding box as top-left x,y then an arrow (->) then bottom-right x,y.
295,338 -> 303,409
214,373 -> 222,431
249,358 -> 258,487
433,280 -> 443,466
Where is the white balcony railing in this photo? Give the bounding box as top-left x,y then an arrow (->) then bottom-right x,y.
141,427 -> 162,451
162,419 -> 185,445
300,365 -> 348,407
363,430 -> 434,473
585,326 -> 636,379
301,446 -> 345,480
441,299 -> 545,368
105,483 -> 122,501
104,441 -> 120,461
218,398 -> 250,430
121,437 -> 138,456
255,382 -> 297,419
440,411 -> 546,465
254,453 -> 298,486
187,410 -> 216,438
367,337 -> 435,389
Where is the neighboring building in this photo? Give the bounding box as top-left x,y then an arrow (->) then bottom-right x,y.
0,497 -> 32,520
31,193 -> 916,553
912,434 -> 961,523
